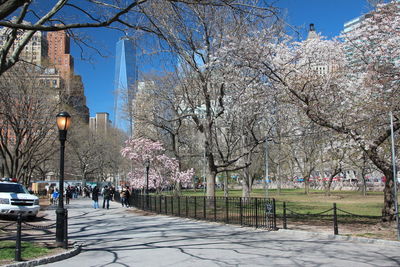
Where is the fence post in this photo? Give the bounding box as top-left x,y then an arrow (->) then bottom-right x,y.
240,197 -> 243,226
164,196 -> 167,214
194,197 -> 197,218
15,214 -> 22,261
159,195 -> 162,213
273,198 -> 277,230
171,196 -> 174,215
225,197 -> 229,224
64,209 -> 68,249
333,203 -> 339,235
283,202 -> 287,229
255,198 -> 258,228
186,196 -> 188,217
177,196 -> 181,216
214,197 -> 217,222
203,196 -> 206,219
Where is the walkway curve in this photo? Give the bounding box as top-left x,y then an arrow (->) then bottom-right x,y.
39,198 -> 400,267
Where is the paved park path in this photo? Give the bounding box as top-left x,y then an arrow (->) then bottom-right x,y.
40,198 -> 400,267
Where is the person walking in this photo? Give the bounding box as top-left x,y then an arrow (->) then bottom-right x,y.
120,187 -> 127,207
92,186 -> 100,209
110,185 -> 115,201
124,186 -> 131,207
52,189 -> 59,205
66,186 -> 73,205
102,185 -> 111,209
48,186 -> 54,205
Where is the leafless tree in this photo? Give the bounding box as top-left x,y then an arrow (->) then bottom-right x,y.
0,62 -> 60,185
0,0 -> 265,76
67,121 -> 127,184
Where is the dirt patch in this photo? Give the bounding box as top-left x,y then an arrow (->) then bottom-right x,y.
125,207 -> 156,216
279,219 -> 398,241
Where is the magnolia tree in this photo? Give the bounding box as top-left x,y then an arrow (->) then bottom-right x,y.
121,138 -> 194,192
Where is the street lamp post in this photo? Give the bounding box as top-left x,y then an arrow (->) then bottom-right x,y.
144,159 -> 150,209
389,112 -> 400,240
264,137 -> 269,199
55,112 -> 71,247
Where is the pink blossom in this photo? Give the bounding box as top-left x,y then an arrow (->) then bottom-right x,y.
121,138 -> 193,190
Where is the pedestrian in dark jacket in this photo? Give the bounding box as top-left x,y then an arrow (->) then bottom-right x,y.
102,186 -> 111,209
92,186 -> 99,209
66,186 -> 73,205
124,186 -> 131,207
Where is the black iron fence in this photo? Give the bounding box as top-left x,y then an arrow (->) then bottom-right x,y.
117,193 -> 277,230
276,201 -> 391,235
116,193 -> 399,236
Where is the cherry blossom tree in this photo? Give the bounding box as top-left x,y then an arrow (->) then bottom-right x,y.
279,29 -> 399,219
131,2 -> 280,198
121,137 -> 194,192
212,1 -> 400,219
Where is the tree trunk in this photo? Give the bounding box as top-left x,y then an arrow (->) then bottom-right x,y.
206,171 -> 216,197
224,171 -> 229,197
242,167 -> 252,198
304,177 -> 310,195
325,170 -> 340,196
193,176 -> 196,192
174,181 -> 181,196
365,150 -> 395,221
382,170 -> 395,221
325,177 -> 333,196
277,162 -> 282,195
360,170 -> 367,197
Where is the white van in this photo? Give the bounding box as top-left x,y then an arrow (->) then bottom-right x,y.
0,180 -> 40,218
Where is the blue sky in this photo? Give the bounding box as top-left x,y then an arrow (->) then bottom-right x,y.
71,0 -> 373,120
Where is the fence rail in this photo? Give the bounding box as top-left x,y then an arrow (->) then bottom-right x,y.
120,194 -> 277,230
120,193 -> 398,236
276,201 -> 390,235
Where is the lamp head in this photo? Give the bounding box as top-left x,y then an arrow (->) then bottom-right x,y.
56,112 -> 71,131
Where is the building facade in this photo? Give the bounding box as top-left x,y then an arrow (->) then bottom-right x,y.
0,25 -> 46,66
89,112 -> 112,134
47,28 -> 74,93
47,29 -> 89,122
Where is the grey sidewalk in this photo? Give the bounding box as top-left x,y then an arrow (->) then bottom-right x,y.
41,198 -> 400,267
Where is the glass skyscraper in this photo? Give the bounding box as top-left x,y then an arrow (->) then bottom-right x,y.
113,37 -> 137,135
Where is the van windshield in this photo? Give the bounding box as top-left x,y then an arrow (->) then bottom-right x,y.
0,184 -> 29,193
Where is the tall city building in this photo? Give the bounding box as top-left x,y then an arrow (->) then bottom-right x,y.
47,28 -> 74,92
305,23 -> 337,75
113,37 -> 138,136
0,22 -> 46,66
47,29 -> 89,122
343,1 -> 400,68
89,112 -> 112,134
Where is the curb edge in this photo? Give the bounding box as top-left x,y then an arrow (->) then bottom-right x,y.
3,244 -> 82,267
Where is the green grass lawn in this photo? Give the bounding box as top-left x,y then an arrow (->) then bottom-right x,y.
175,188 -> 387,217
0,241 -> 53,261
